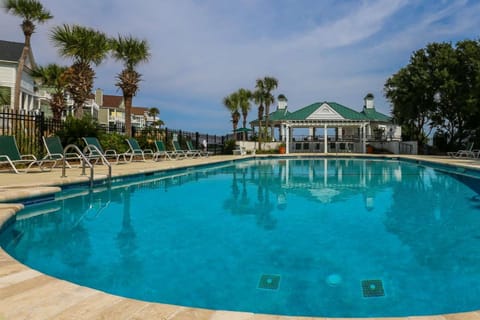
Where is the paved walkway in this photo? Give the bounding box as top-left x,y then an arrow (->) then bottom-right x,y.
1,154 -> 480,319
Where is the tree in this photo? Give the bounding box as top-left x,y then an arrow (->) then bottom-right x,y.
252,89 -> 265,150
237,88 -> 252,141
385,46 -> 438,145
148,107 -> 159,119
385,40 -> 480,150
31,63 -> 69,120
147,107 -> 163,127
253,76 -> 278,149
223,92 -> 240,140
452,40 -> 480,145
50,24 -> 110,118
2,0 -> 52,111
110,35 -> 151,137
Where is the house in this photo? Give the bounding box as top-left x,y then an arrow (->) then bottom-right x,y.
0,40 -> 38,111
95,88 -> 156,130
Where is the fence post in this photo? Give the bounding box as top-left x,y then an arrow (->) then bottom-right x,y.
36,112 -> 45,156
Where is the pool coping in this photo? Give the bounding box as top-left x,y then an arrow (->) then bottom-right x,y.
2,154 -> 480,319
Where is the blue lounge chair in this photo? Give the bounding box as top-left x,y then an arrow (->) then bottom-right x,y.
0,136 -> 55,173
153,140 -> 178,160
172,140 -> 197,158
186,140 -> 210,157
42,136 -> 82,168
82,137 -> 128,164
125,137 -> 154,161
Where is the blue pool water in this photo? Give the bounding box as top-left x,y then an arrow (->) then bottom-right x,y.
2,157 -> 480,317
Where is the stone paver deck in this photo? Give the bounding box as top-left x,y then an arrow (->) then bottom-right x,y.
1,153 -> 480,319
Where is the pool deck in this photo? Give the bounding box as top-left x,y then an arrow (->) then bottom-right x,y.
2,153 -> 480,320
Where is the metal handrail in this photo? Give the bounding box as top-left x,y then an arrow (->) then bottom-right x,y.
83,144 -> 112,183
62,144 -> 95,188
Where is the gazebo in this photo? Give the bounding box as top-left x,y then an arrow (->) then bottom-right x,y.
250,94 -> 402,154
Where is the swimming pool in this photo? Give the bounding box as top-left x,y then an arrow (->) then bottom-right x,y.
1,157 -> 480,317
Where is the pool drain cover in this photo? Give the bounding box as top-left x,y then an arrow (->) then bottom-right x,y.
258,274 -> 281,290
361,279 -> 384,297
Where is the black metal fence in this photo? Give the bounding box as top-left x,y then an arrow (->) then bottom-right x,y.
0,109 -> 227,156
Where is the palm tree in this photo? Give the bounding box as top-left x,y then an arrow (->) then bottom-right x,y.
31,63 -> 69,120
110,35 -> 151,137
223,92 -> 240,140
147,106 -> 159,123
252,87 -> 266,150
50,24 -> 110,118
2,0 -> 53,111
256,76 -> 278,140
147,107 -> 162,127
237,88 -> 252,141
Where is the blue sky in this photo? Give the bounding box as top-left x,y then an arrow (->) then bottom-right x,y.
1,0 -> 480,134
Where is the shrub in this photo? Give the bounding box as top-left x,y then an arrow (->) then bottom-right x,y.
223,139 -> 236,154
56,115 -> 100,147
99,132 -> 128,153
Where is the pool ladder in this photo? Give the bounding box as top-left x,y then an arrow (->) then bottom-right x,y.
61,144 -> 112,188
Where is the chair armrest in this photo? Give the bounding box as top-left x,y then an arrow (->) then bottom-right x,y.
104,149 -> 117,155
43,153 -> 63,160
21,154 -> 37,160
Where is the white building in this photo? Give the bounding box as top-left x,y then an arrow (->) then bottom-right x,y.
0,40 -> 38,111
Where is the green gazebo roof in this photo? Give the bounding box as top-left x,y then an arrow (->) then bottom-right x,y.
286,102 -> 368,121
249,101 -> 392,125
361,107 -> 391,122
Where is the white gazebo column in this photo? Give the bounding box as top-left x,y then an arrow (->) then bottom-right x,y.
280,124 -> 286,142
361,123 -> 367,153
309,127 -> 315,140
285,124 -> 290,154
323,124 -> 328,153
338,127 -> 343,140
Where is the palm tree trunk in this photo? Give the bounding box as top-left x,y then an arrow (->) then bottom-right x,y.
265,104 -> 270,141
13,45 -> 29,111
257,105 -> 264,151
242,116 -> 247,141
125,95 -> 133,137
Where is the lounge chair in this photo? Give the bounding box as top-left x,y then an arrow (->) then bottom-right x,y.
153,140 -> 178,160
172,140 -> 198,158
447,143 -> 477,158
0,135 -> 55,173
82,137 -> 128,164
125,138 -> 154,162
186,140 -> 211,157
233,146 -> 246,156
42,136 -> 82,168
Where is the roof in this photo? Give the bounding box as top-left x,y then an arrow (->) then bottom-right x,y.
131,106 -> 148,115
0,40 -> 24,62
361,107 -> 391,122
269,108 -> 290,121
0,40 -> 36,69
101,95 -> 124,108
249,101 -> 393,125
249,107 -> 291,125
286,102 -> 368,121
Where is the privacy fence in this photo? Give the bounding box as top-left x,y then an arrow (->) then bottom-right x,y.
0,109 -> 227,156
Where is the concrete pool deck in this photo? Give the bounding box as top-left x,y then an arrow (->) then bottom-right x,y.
1,153 -> 480,320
